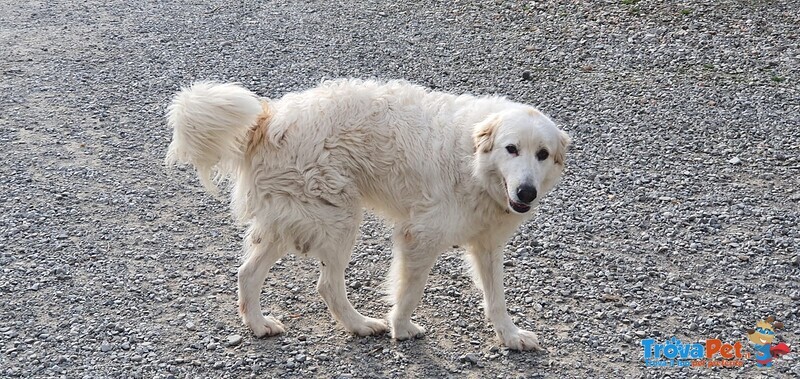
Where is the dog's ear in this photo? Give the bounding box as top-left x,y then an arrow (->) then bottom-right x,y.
553,130 -> 571,165
473,115 -> 500,153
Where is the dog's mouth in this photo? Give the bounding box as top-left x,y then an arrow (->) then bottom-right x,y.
503,180 -> 532,214
503,178 -> 531,214
509,200 -> 531,214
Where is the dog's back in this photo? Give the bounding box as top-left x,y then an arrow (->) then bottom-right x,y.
167,79 -> 500,221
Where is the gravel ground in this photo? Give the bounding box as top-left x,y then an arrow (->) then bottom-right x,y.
1,0 -> 798,378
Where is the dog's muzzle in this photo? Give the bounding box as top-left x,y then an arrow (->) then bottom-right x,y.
509,184 -> 536,213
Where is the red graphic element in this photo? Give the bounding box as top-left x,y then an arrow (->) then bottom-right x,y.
770,342 -> 790,358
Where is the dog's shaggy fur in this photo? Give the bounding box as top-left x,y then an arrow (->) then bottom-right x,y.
165,79 -> 570,350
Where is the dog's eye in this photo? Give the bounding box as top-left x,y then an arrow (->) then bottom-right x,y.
536,149 -> 549,161
505,145 -> 518,155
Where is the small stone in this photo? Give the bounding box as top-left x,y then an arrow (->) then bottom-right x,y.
207,342 -> 219,350
459,353 -> 480,364
226,334 -> 242,346
185,322 -> 196,331
634,331 -> 647,338
728,157 -> 741,165
100,342 -> 113,352
738,255 -> 749,262
522,297 -> 531,304
131,355 -> 143,362
295,354 -> 306,363
522,71 -> 532,81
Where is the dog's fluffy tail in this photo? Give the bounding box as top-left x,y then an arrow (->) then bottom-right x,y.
165,81 -> 262,193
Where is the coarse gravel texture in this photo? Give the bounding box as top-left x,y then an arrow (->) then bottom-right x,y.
1,0 -> 798,378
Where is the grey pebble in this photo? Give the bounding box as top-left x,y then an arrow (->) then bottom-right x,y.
459,353 -> 480,365
226,334 -> 243,347
100,342 -> 113,352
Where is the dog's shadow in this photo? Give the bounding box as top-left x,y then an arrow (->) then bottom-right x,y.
241,310 -> 548,377
306,323 -> 548,376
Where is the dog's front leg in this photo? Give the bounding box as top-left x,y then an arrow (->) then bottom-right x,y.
467,246 -> 545,351
386,227 -> 443,340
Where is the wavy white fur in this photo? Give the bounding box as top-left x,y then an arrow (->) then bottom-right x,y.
165,79 -> 570,350
165,81 -> 263,193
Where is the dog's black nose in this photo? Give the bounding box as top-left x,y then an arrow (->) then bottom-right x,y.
516,184 -> 537,204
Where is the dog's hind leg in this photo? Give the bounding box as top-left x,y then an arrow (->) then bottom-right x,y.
312,207 -> 388,336
238,227 -> 288,337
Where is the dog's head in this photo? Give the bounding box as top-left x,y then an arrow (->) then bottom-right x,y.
473,108 -> 570,215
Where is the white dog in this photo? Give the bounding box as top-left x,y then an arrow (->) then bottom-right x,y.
165,79 -> 570,350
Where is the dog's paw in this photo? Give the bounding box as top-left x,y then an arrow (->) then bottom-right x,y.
391,321 -> 426,340
500,328 -> 545,352
244,315 -> 285,338
348,317 -> 389,337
